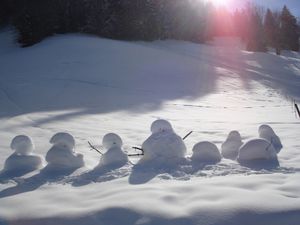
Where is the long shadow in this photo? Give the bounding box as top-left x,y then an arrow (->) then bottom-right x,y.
70,162 -> 131,187
3,206 -> 300,225
0,165 -> 78,199
129,158 -> 190,185
2,207 -> 195,225
237,158 -> 280,171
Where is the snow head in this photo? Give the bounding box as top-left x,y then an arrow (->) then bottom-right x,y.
10,135 -> 34,155
151,119 -> 173,134
237,139 -> 277,162
192,141 -> 222,163
140,120 -> 186,165
46,132 -> 84,169
258,124 -> 282,153
99,133 -> 128,168
221,131 -> 243,160
50,132 -> 75,152
102,133 -> 123,149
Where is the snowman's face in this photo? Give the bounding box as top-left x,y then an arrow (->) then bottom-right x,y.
11,135 -> 34,155
228,131 -> 241,141
259,125 -> 274,134
102,133 -> 123,149
151,120 -> 173,134
50,132 -> 75,150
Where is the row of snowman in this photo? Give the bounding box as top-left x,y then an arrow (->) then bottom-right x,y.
3,119 -> 282,173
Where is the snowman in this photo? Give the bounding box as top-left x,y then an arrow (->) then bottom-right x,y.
221,131 -> 243,160
4,135 -> 42,172
98,133 -> 128,168
139,119 -> 186,165
258,124 -> 282,153
45,132 -> 84,169
237,138 -> 278,166
191,141 -> 222,164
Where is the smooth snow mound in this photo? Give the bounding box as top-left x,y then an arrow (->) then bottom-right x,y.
191,141 -> 222,163
258,124 -> 282,153
46,133 -> 84,169
221,131 -> 243,160
150,119 -> 173,134
99,133 -> 128,167
238,139 -> 278,162
10,135 -> 34,155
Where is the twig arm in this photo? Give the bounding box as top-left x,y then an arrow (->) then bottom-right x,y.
88,141 -> 103,155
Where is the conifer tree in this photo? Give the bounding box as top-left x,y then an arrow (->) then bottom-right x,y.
281,5 -> 299,51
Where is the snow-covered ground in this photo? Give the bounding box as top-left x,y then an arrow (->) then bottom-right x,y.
0,27 -> 300,225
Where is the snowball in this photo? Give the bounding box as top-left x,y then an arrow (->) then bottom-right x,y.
4,154 -> 42,172
191,141 -> 222,163
237,139 -> 277,162
258,124 -> 282,153
10,135 -> 34,155
100,146 -> 128,167
150,119 -> 173,134
102,133 -> 123,149
141,130 -> 186,163
221,131 -> 243,160
46,132 -> 84,169
50,132 -> 75,151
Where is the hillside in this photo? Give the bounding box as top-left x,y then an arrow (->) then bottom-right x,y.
0,28 -> 300,225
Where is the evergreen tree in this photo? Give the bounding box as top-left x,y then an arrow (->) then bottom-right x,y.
281,5 -> 299,51
264,9 -> 276,47
246,5 -> 267,52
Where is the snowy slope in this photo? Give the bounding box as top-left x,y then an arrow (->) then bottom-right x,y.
0,28 -> 300,225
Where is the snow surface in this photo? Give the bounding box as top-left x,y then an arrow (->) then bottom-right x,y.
0,29 -> 300,224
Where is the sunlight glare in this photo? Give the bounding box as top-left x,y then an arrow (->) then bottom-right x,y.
207,0 -> 232,8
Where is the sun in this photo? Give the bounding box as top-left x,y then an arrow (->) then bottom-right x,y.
207,0 -> 232,7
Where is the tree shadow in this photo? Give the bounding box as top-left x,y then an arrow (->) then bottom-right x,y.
0,34 -> 220,122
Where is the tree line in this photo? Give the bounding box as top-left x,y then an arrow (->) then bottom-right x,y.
0,0 -> 299,53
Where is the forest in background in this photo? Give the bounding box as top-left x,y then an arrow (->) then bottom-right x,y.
0,0 -> 299,53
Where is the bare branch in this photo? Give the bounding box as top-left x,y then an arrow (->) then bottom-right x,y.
88,141 -> 103,155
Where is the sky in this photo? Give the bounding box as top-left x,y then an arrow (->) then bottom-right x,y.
252,0 -> 300,17
210,0 -> 300,17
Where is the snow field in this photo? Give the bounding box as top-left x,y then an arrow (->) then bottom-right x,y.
0,30 -> 300,224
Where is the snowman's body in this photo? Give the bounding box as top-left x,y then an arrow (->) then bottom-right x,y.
221,131 -> 243,160
4,135 -> 42,172
99,133 -> 128,167
46,132 -> 84,169
258,125 -> 282,153
140,120 -> 186,164
192,141 -> 221,163
237,138 -> 277,162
